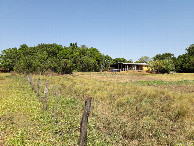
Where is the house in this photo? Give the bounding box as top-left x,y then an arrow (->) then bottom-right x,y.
0,68 -> 7,73
110,63 -> 148,72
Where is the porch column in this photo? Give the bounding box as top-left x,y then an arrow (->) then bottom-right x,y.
121,64 -> 122,71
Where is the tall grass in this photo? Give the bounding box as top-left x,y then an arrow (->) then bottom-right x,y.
0,73 -> 193,145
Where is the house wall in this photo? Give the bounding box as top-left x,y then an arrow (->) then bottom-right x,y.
110,64 -> 148,72
136,65 -> 148,70
138,65 -> 143,70
143,65 -> 148,71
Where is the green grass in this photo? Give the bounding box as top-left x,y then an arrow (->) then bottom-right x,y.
0,75 -> 83,145
0,73 -> 194,145
136,80 -> 194,86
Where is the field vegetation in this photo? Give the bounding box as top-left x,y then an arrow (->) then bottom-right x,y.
0,72 -> 193,145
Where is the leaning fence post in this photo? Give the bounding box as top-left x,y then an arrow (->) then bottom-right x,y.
43,81 -> 48,110
54,85 -> 59,125
37,78 -> 40,97
79,97 -> 92,146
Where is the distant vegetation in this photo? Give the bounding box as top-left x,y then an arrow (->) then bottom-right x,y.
149,46 -> 194,73
0,43 -> 193,74
0,43 -> 112,74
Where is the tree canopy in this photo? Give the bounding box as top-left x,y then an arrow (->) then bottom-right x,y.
153,53 -> 176,61
136,56 -> 150,63
0,43 -> 113,74
150,45 -> 194,73
0,43 -> 193,74
148,59 -> 175,73
175,44 -> 194,73
112,58 -> 132,64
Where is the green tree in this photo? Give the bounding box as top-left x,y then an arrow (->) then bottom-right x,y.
186,44 -> 194,56
103,55 -> 112,71
175,44 -> 194,73
153,53 -> 176,61
0,47 -> 18,71
137,56 -> 150,63
112,58 -> 128,64
148,60 -> 164,73
148,59 -> 175,73
0,43 -> 113,74
152,53 -> 176,73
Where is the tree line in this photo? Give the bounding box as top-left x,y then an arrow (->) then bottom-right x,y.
0,43 -> 112,74
0,43 -> 193,74
148,45 -> 194,73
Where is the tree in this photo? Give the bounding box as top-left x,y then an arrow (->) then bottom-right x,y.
137,56 -> 150,63
148,60 -> 164,73
186,44 -> 194,56
161,59 -> 175,73
152,53 -> 176,73
0,43 -> 112,74
148,59 -> 175,73
175,44 -> 194,73
112,58 -> 128,64
128,59 -> 133,63
103,55 -> 112,71
153,53 -> 175,61
0,47 -> 18,71
81,45 -> 87,48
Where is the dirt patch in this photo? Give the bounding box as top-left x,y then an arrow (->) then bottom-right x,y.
0,132 -> 5,146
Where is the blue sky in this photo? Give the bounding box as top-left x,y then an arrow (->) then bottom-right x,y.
0,0 -> 193,61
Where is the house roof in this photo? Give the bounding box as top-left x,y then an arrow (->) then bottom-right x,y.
111,62 -> 148,65
122,63 -> 148,65
0,68 -> 7,72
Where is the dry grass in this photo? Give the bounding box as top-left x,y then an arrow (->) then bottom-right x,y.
34,72 -> 194,145
150,73 -> 194,81
75,72 -> 194,82
76,72 -> 194,94
0,72 -> 194,145
0,73 -> 10,77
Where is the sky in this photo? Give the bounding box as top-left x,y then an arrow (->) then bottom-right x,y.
0,0 -> 194,61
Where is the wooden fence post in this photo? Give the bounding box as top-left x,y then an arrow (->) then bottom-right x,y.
27,75 -> 30,84
29,76 -> 32,85
27,75 -> 29,82
54,85 -> 59,125
31,77 -> 34,90
79,97 -> 92,146
43,81 -> 48,110
37,78 -> 40,97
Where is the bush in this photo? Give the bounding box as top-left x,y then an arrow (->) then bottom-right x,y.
148,59 -> 175,73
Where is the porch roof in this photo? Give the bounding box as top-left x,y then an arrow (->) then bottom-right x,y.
122,63 -> 148,65
110,62 -> 148,66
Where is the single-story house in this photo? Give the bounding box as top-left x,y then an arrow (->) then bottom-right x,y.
110,63 -> 148,72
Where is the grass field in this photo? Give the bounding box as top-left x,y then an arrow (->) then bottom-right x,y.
0,72 -> 194,145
